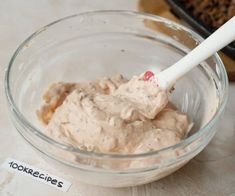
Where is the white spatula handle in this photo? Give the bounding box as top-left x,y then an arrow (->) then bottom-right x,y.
157,16 -> 235,89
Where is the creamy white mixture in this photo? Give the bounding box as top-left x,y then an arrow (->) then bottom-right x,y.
37,74 -> 190,154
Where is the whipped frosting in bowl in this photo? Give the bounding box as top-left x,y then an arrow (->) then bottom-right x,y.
37,73 -> 191,155
5,11 -> 228,187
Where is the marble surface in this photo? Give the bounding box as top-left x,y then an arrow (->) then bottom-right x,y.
0,1 -> 235,195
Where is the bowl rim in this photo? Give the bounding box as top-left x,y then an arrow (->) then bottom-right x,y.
4,10 -> 229,159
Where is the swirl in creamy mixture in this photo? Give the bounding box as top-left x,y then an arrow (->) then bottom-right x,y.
37,74 -> 190,154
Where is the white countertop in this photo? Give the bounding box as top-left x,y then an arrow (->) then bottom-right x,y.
1,1 -> 235,195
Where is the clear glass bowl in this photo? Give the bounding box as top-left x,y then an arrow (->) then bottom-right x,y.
5,11 -> 228,187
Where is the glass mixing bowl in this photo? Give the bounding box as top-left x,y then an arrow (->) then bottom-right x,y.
5,11 -> 228,187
